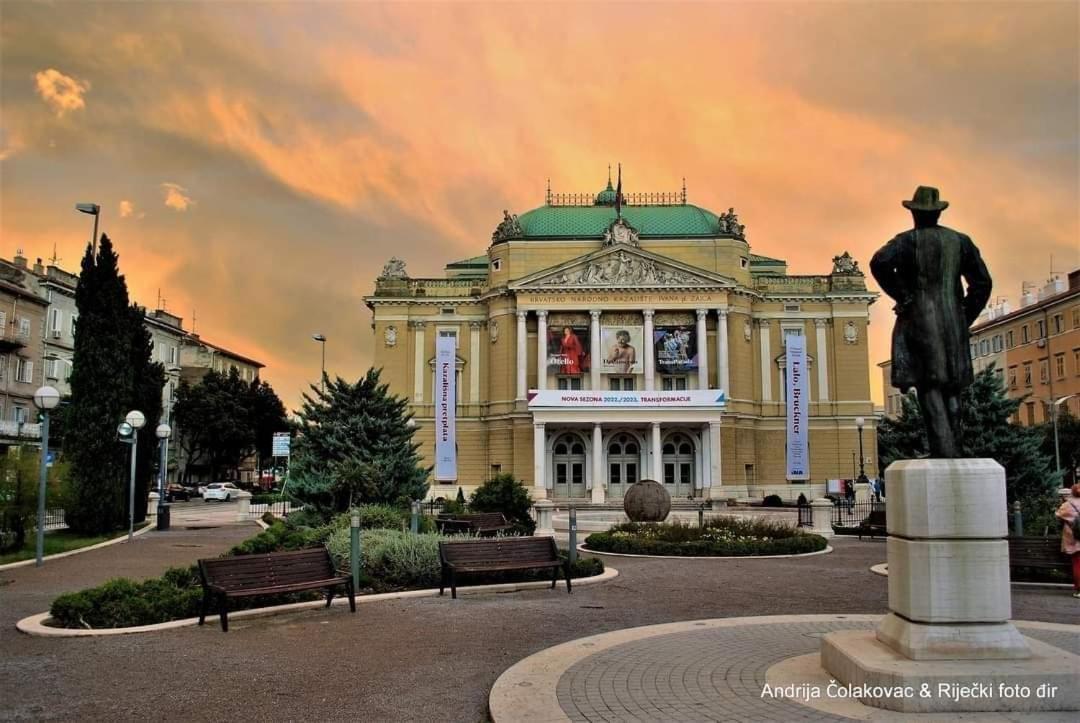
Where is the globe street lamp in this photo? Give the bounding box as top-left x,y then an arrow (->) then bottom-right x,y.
32,386 -> 61,567
855,416 -> 870,488
312,333 -> 327,393
155,423 -> 172,530
123,410 -> 146,541
75,202 -> 100,254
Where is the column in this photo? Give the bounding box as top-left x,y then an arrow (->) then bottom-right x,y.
815,318 -> 830,401
716,309 -> 730,395
516,311 -> 527,400
709,422 -> 722,492
696,309 -> 709,389
589,310 -> 601,390
469,322 -> 481,404
591,423 -> 605,503
413,321 -> 426,402
536,310 -> 548,391
533,423 -> 546,497
696,428 -> 706,493
643,309 -> 655,391
650,422 -> 662,481
759,319 -> 772,401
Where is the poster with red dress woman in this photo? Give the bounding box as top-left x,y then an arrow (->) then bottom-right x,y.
547,326 -> 590,375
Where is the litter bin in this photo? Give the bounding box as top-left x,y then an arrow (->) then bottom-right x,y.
157,504 -> 171,531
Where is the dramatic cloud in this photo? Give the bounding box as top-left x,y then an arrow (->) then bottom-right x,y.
33,68 -> 89,117
161,183 -> 193,211
119,200 -> 134,218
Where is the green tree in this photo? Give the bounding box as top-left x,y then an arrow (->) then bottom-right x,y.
289,369 -> 429,514
1039,409 -> 1080,488
65,236 -> 134,534
877,365 -> 1061,521
174,369 -> 256,482
468,474 -> 536,535
248,378 -> 288,473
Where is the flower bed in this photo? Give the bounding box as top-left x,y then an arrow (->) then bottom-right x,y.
584,517 -> 827,557
48,509 -> 603,629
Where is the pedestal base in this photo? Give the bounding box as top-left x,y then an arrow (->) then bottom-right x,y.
821,630 -> 1079,713
876,612 -> 1031,660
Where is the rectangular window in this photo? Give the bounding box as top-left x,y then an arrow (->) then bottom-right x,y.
1005,330 -> 1014,349
17,317 -> 30,338
49,308 -> 62,335
661,376 -> 688,391
490,464 -> 501,477
0,310 -> 6,337
626,463 -> 638,485
557,376 -> 582,390
1053,314 -> 1063,334
994,367 -> 1004,384
608,376 -> 635,391
663,463 -> 675,485
1008,366 -> 1017,389
992,335 -> 1003,353
979,339 -> 989,356
744,464 -> 756,486
679,462 -> 692,485
555,463 -> 567,485
571,464 -> 584,485
1055,353 -> 1065,379
46,359 -> 58,380
15,358 -> 32,384
13,406 -> 28,424
609,464 -> 621,485
169,346 -> 177,365
1039,359 -> 1049,383
1037,319 -> 1045,338
1023,363 -> 1032,387
1073,307 -> 1080,329
1021,325 -> 1029,344
437,328 -> 458,348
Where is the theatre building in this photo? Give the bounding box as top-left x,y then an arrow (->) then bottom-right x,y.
365,175 -> 878,503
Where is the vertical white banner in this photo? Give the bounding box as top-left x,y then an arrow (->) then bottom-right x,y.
786,334 -> 809,480
434,335 -> 457,481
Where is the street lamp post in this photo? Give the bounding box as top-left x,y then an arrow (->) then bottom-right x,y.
855,416 -> 869,486
75,203 -> 100,254
155,423 -> 172,530
122,410 -> 146,541
312,334 -> 326,393
32,386 -> 61,567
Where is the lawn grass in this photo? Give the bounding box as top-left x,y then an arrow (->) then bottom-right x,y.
0,526 -> 144,565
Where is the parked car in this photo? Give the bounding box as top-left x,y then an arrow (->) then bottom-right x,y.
165,484 -> 190,502
202,483 -> 241,502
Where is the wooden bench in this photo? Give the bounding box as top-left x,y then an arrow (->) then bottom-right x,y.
436,512 -> 514,537
1008,536 -> 1071,578
858,509 -> 887,540
198,548 -> 354,632
438,537 -> 569,599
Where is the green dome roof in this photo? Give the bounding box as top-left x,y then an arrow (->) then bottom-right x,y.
594,180 -> 618,205
515,203 -> 721,239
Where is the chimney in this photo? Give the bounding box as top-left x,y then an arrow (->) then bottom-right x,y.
33,257 -> 44,275
13,248 -> 27,269
1019,281 -> 1037,308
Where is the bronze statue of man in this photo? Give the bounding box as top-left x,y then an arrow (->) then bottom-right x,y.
870,186 -> 992,458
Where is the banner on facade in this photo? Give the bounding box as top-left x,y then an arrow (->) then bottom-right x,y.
547,325 -> 590,375
434,335 -> 457,481
528,389 -> 725,408
785,334 -> 809,480
600,325 -> 643,374
653,326 -> 698,372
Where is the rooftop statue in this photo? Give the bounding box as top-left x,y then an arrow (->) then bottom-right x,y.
870,186 -> 992,458
492,210 -> 524,243
378,257 -> 408,279
831,251 -> 862,275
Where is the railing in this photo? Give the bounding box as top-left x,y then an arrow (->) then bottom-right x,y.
0,421 -> 42,438
44,508 -> 66,531
831,499 -> 886,534
546,190 -> 687,207
249,499 -> 302,519
796,501 -> 812,528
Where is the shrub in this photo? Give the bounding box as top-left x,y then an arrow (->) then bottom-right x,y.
468,474 -> 537,535
797,493 -> 808,505
456,487 -> 466,505
584,516 -> 827,557
441,498 -> 466,516
762,494 -> 784,507
283,507 -> 329,529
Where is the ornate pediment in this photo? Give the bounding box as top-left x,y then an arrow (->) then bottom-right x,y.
511,246 -> 735,290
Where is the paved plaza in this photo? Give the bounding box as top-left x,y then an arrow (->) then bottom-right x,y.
2,513 -> 1077,722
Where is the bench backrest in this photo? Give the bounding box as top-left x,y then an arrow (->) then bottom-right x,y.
439,536 -> 557,565
199,548 -> 336,592
437,512 -> 511,530
862,510 -> 887,526
1008,536 -> 1070,568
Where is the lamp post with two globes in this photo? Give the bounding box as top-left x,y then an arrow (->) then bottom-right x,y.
32,386 -> 61,567
155,423 -> 172,530
118,410 -> 146,541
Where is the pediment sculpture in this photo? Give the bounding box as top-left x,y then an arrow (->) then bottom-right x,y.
602,217 -> 640,247
492,210 -> 524,243
379,257 -> 408,279
538,250 -> 702,287
831,251 -> 862,276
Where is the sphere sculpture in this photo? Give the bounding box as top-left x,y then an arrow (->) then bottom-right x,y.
623,479 -> 671,522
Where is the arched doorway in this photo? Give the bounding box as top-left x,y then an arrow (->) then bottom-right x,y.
551,433 -> 587,499
662,432 -> 695,498
606,432 -> 640,499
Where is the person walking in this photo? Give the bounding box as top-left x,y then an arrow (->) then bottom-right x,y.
1055,484 -> 1080,598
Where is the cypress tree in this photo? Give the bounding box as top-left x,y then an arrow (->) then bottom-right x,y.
65,236 -> 133,533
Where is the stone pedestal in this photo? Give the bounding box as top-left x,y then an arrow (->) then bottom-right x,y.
147,492 -> 159,518
235,490 -> 252,522
809,497 -> 834,538
821,459 -> 1078,713
854,482 -> 870,503
533,499 -> 555,536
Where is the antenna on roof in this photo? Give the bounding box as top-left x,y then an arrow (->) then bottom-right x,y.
192,308 -> 197,335
156,288 -> 161,309
49,242 -> 61,266
607,164 -> 612,186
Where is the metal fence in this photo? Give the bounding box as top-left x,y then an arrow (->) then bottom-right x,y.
249,500 -> 302,518
796,502 -> 812,527
43,507 -> 66,531
831,499 -> 885,533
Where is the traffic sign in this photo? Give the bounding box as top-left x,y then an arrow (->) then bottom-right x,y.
272,432 -> 290,457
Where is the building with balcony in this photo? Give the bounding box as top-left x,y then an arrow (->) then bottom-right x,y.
0,253 -> 48,449
365,174 -> 879,503
35,261 -> 78,395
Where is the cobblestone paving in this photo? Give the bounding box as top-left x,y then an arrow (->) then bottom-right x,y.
556,621 -> 1079,722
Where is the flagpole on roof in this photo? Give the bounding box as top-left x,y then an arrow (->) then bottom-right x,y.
615,163 -> 623,219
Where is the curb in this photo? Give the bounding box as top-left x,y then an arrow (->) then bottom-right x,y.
577,543 -> 832,560
870,562 -> 1072,589
0,523 -> 154,571
16,566 -> 619,637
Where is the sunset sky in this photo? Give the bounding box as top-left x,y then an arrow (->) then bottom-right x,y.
2,1 -> 1077,409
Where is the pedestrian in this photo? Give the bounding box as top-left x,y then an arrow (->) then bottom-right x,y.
1054,484 -> 1080,598
844,479 -> 855,513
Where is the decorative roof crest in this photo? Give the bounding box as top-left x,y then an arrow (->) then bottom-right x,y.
831,251 -> 863,276
491,209 -> 524,243
378,257 -> 408,279
602,217 -> 640,247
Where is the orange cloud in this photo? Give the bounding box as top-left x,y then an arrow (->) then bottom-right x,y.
33,68 -> 89,117
161,183 -> 194,211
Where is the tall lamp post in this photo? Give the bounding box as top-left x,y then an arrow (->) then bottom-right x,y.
75,203 -> 100,254
32,386 -> 61,567
155,423 -> 172,530
1050,394 -> 1077,479
120,410 -> 146,541
312,333 -> 326,393
855,416 -> 869,487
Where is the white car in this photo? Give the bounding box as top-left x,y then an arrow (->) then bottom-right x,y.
202,483 -> 241,502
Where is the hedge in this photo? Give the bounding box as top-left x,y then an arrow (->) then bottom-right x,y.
584,517 -> 827,557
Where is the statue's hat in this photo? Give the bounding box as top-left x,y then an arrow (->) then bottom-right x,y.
902,186 -> 949,212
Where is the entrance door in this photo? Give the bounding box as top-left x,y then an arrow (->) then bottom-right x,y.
662,433 -> 695,498
607,433 -> 640,499
552,434 -> 587,499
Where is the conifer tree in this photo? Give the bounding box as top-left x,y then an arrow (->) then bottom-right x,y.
289,369 -> 429,513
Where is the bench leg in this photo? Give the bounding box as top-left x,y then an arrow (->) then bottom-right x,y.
565,562 -> 572,594
439,564 -> 447,596
551,565 -> 558,589
450,569 -> 458,600
325,587 -> 335,608
346,580 -> 356,613
198,589 -> 211,626
217,593 -> 229,633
